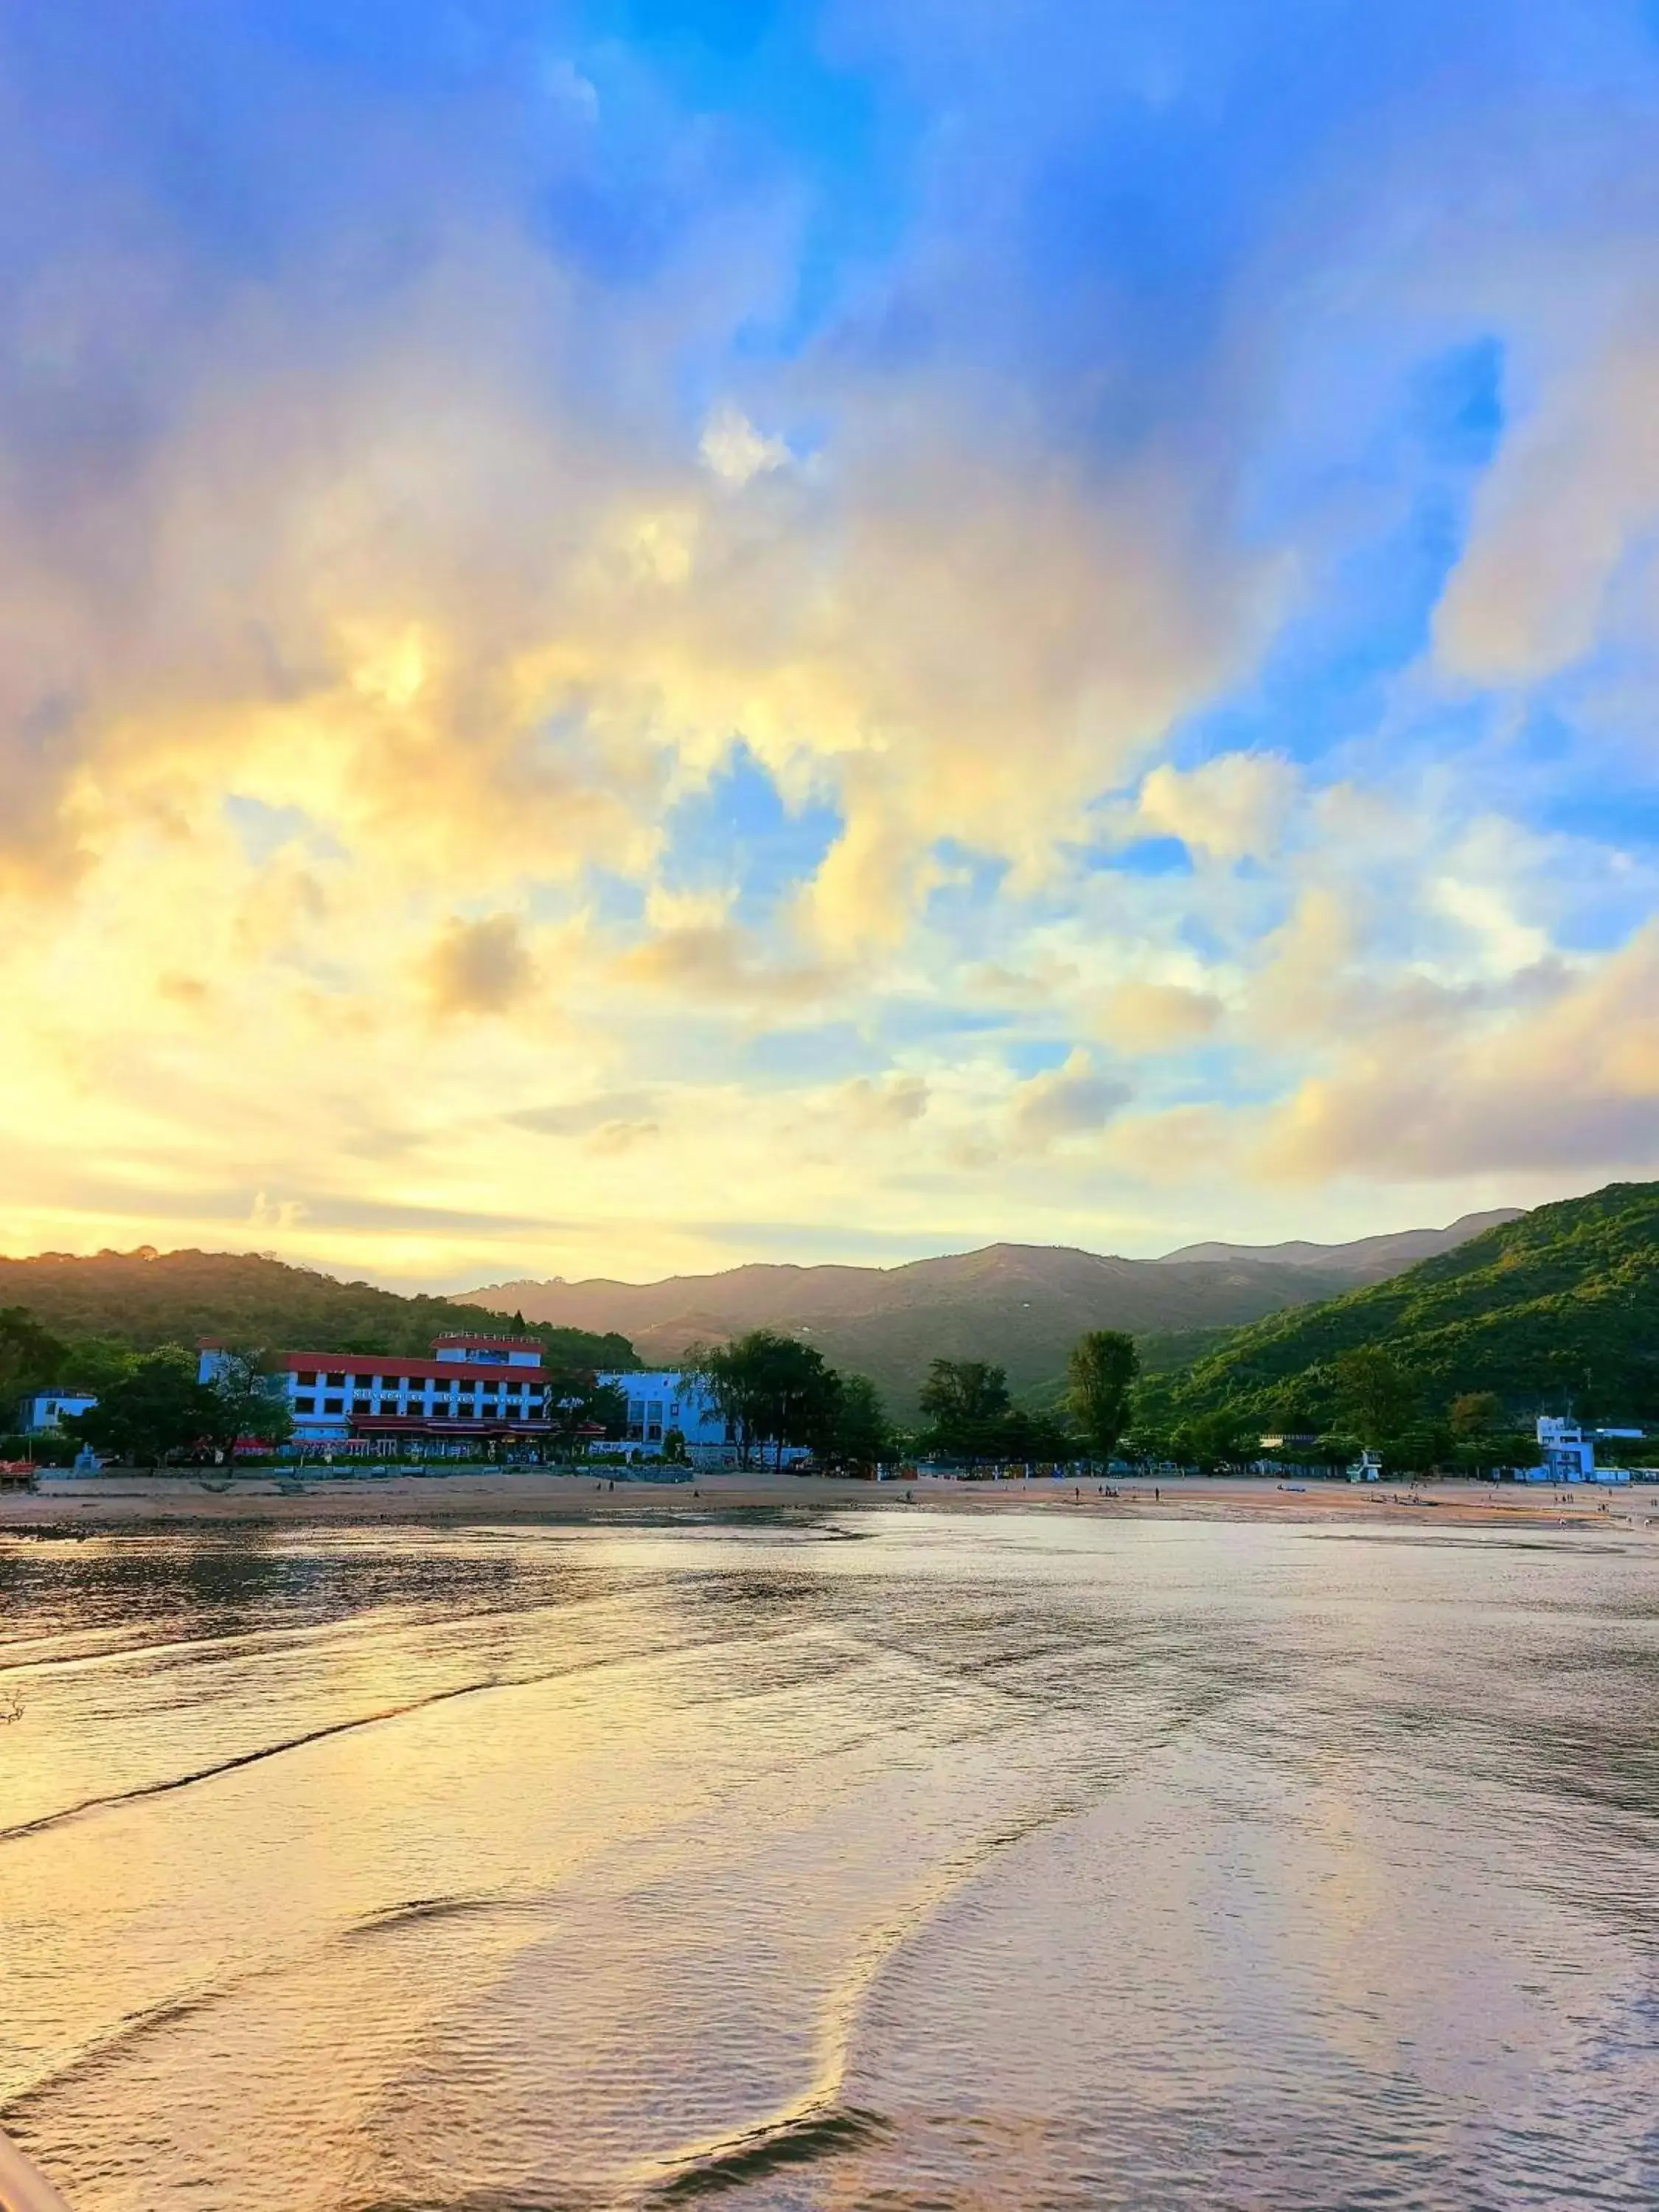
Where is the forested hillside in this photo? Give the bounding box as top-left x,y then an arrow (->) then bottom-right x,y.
1155,1182 -> 1659,1430
0,1249 -> 635,1375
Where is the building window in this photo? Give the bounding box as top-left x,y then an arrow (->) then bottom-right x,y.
296,1371 -> 318,1388
326,1372 -> 346,1388
322,1398 -> 344,1415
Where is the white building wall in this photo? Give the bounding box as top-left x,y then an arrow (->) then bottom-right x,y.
595,1369 -> 812,1465
17,1392 -> 98,1435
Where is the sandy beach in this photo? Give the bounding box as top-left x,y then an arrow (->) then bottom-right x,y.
2,1467 -> 1654,1534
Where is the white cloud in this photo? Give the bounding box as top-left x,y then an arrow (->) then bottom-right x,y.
1435,315 -> 1659,685
699,406 -> 791,486
1137,752 -> 1302,862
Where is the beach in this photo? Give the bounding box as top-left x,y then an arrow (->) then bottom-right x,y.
2,1465 -> 1653,1534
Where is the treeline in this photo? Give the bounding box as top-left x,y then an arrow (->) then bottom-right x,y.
0,1332 -> 296,1470
681,1328 -> 1141,1469
0,1304 -> 627,1470
1126,1346 -> 1650,1475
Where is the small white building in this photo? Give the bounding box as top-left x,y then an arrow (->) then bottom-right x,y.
16,1391 -> 97,1435
596,1369 -> 812,1468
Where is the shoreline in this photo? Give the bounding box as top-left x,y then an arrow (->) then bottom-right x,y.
2,1468 -> 1654,1537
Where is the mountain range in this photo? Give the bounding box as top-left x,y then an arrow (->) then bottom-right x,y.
464,1211 -> 1515,1415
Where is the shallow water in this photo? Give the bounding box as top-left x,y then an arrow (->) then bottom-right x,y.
1,1512 -> 1655,2210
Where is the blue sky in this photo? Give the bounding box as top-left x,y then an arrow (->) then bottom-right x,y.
3,1 -> 1659,1284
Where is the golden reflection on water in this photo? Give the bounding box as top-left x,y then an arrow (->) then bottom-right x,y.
1,1515 -> 1656,2210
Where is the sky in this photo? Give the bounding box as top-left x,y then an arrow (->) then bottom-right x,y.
4,0 -> 1659,1290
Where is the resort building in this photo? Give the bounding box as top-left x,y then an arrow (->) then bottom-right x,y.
15,1389 -> 98,1435
594,1368 -> 812,1468
1523,1415 -> 1633,1484
198,1334 -> 557,1455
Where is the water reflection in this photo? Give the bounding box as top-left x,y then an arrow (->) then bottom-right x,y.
1,1516 -> 1655,2209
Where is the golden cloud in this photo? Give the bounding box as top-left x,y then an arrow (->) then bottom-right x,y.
1101,981 -> 1225,1052
1256,923 -> 1659,1180
424,915 -> 538,1018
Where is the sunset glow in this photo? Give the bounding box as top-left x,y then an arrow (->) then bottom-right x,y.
5,4 -> 1659,1284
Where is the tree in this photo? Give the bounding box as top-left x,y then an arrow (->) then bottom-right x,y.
998,1407 -> 1079,1462
917,1360 -> 1011,1461
0,1307 -> 69,1400
1067,1331 -> 1141,1462
546,1374 -> 627,1455
203,1348 -> 294,1464
1169,1408 -> 1256,1471
914,1360 -> 1076,1466
1450,1390 -> 1502,1439
816,1373 -> 897,1472
62,1348 -> 219,1470
1333,1346 -> 1415,1445
60,1338 -> 141,1393
684,1332 -> 841,1470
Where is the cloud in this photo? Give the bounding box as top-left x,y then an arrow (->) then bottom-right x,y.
1136,754 -> 1302,863
509,1091 -> 659,1137
424,915 -> 536,1017
1100,981 -> 1225,1051
1256,923 -> 1659,1180
7,2 -> 1659,1281
838,1073 -> 930,1130
507,1091 -> 661,1151
613,920 -> 838,1006
1434,315 -> 1659,685
700,406 -> 791,485
1010,1050 -> 1132,1152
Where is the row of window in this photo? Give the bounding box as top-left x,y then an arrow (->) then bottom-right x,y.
294,1393 -> 544,1417
293,1384 -> 542,1400
293,1371 -> 538,1391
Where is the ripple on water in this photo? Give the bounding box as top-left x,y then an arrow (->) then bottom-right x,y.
1,1515 -> 1655,2210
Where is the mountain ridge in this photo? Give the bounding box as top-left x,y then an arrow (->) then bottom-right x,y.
1157,1209 -> 1521,1273
462,1214 -> 1514,1415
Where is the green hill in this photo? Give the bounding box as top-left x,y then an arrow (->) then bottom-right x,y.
0,1248 -> 636,1376
1158,1181 -> 1659,1430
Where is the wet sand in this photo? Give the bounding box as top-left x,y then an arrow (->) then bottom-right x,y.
1,1467 -> 1653,1534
